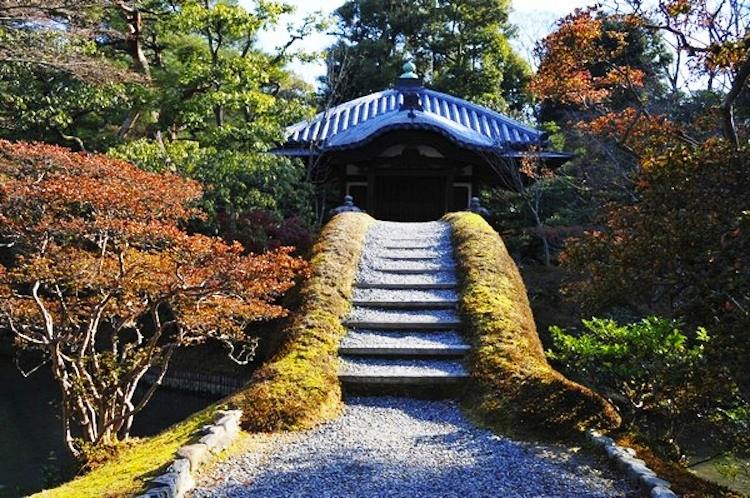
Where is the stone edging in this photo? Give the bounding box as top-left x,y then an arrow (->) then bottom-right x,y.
136,409 -> 242,498
587,429 -> 678,498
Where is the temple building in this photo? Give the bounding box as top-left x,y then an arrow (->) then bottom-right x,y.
272,61 -> 570,222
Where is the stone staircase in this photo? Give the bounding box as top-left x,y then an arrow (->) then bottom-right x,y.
338,221 -> 470,392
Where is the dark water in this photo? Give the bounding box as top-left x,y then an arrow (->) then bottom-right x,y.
0,357 -> 216,497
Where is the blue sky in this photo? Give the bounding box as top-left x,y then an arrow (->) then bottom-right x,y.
248,0 -> 592,88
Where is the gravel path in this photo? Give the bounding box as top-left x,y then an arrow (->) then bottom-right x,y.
190,397 -> 635,498
191,221 -> 634,497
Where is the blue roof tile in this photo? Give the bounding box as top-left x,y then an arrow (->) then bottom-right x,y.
275,87 -> 548,156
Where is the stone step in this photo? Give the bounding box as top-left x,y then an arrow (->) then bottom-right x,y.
344,319 -> 461,330
338,357 -> 469,385
376,237 -> 449,244
368,266 -> 454,274
376,248 -> 446,258
382,244 -> 437,250
378,254 -> 443,261
340,330 -> 469,356
351,299 -> 458,309
346,306 -> 460,328
352,287 -> 457,301
356,281 -> 457,290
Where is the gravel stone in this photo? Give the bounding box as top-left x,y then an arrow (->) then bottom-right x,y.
358,271 -> 456,286
190,397 -> 635,498
369,260 -> 455,271
378,249 -> 448,259
352,287 -> 458,302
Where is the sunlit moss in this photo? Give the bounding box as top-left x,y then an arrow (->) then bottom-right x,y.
229,212 -> 375,431
33,405 -> 220,498
444,212 -> 621,436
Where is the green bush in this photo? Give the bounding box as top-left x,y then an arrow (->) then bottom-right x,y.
549,317 -> 708,422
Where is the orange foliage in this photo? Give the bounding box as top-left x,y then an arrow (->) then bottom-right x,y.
0,141 -> 308,453
530,8 -> 645,107
577,107 -> 683,155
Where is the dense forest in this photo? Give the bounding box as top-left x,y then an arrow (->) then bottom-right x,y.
0,0 -> 748,492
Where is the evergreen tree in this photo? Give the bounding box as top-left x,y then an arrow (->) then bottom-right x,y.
322,0 -> 531,111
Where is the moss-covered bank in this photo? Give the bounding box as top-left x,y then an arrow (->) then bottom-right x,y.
229,212 -> 375,431
444,212 -> 621,435
32,405 -> 220,498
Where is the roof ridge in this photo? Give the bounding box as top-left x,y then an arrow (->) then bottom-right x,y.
287,89 -> 399,133
420,88 -> 539,135
281,86 -> 546,155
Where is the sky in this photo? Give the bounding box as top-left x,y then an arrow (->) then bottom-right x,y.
249,0 -> 593,89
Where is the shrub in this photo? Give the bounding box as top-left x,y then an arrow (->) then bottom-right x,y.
444,212 -> 621,435
549,317 -> 709,424
550,317 -> 749,460
217,208 -> 313,255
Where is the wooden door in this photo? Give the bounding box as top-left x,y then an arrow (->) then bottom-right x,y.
375,176 -> 446,221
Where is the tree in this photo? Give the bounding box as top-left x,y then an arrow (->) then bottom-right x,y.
0,141 -> 308,456
1,1 -> 319,238
561,140 -> 750,398
321,0 -> 531,111
0,0 -> 151,150
626,0 -> 750,147
532,2 -> 750,150
532,3 -> 750,413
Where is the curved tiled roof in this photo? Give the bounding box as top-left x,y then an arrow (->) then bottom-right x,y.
275,87 -> 548,156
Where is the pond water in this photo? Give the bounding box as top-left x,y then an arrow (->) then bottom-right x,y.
689,452 -> 750,495
0,357 -> 217,497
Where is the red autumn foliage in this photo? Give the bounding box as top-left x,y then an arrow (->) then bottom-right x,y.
0,140 -> 308,455
577,107 -> 684,156
217,208 -> 313,255
530,8 -> 645,108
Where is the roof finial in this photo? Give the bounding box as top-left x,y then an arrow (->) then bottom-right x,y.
400,58 -> 418,79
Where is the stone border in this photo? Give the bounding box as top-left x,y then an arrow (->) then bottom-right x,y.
587,429 -> 678,498
136,409 -> 242,498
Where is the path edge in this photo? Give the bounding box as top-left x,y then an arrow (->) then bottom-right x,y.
587,429 -> 678,498
136,409 -> 243,498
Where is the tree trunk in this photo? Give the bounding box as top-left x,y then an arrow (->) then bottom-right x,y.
720,51 -> 750,147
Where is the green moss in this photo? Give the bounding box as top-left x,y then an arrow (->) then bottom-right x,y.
32,404 -> 221,498
229,212 -> 375,431
444,212 -> 621,436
